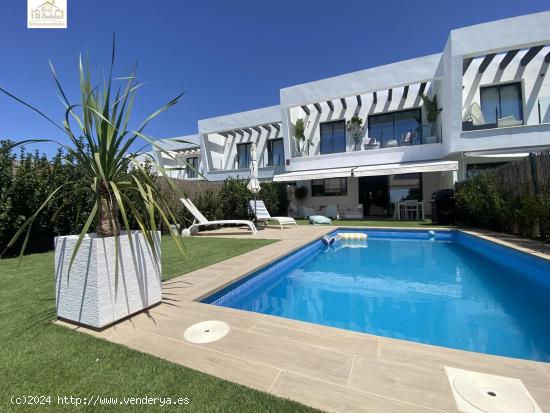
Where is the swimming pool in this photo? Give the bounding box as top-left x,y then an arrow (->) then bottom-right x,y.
203,229 -> 550,362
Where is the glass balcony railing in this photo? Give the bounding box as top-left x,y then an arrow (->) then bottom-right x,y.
462,97 -> 550,132
291,124 -> 441,158
362,125 -> 441,150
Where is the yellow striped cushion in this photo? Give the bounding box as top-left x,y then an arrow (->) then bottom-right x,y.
336,233 -> 368,241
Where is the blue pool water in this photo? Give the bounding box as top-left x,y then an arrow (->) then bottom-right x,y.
203,229 -> 550,361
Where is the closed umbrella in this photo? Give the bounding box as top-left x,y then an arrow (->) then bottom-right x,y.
247,143 -> 261,221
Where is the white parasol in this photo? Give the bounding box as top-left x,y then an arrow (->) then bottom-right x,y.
247,143 -> 261,219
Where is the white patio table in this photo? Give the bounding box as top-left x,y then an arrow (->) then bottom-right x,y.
395,201 -> 424,220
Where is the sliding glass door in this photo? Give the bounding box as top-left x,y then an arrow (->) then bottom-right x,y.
368,108 -> 422,147
237,143 -> 252,169
320,120 -> 346,154
480,82 -> 523,124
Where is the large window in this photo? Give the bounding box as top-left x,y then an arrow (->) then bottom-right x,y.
311,178 -> 347,196
480,82 -> 523,125
320,120 -> 346,154
368,108 -> 422,148
267,138 -> 284,167
186,157 -> 198,178
236,143 -> 252,169
388,173 -> 422,215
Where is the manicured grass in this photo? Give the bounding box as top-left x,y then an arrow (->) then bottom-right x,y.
0,237 -> 317,413
162,236 -> 276,280
296,219 -> 449,227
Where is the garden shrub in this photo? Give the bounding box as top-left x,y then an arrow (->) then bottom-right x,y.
219,177 -> 289,219
176,187 -> 223,227
0,145 -> 290,250
456,171 -> 550,242
219,177 -> 252,219
0,142 -> 157,255
456,174 -> 507,230
175,177 -> 290,225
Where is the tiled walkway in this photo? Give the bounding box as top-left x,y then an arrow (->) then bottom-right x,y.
58,225 -> 550,413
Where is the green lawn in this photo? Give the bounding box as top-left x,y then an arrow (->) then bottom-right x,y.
162,236 -> 276,280
0,237 -> 317,413
296,219 -> 448,227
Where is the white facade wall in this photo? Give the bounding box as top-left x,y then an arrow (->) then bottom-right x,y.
462,46 -> 550,127
140,134 -> 204,180
286,82 -> 436,158
198,106 -> 283,181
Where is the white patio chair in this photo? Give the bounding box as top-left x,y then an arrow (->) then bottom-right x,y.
249,200 -> 298,229
180,198 -> 257,234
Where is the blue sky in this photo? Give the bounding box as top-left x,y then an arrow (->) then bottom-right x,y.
0,0 -> 547,156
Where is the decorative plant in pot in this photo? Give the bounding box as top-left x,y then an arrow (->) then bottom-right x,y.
420,94 -> 442,141
346,115 -> 363,151
0,37 -> 186,329
294,118 -> 306,156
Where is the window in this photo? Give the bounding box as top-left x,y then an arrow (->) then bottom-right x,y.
237,143 -> 252,169
388,173 -> 422,215
320,120 -> 346,154
311,178 -> 347,196
368,108 -> 422,148
466,162 -> 507,179
480,83 -> 523,125
186,157 -> 198,178
267,138 -> 284,167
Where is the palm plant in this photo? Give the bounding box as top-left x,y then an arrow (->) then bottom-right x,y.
294,118 -> 305,154
346,115 -> 363,151
420,94 -> 441,123
0,36 -> 186,268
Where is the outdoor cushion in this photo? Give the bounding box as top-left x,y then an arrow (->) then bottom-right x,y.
498,116 -> 522,127
309,215 -> 332,225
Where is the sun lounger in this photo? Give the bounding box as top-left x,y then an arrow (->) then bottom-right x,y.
180,198 -> 257,234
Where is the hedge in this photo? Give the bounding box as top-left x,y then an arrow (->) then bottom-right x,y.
456,154 -> 550,242
0,141 -> 156,256
176,177 -> 289,227
1,142 -> 291,253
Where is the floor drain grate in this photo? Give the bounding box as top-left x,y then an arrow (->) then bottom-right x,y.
445,366 -> 542,413
183,321 -> 230,344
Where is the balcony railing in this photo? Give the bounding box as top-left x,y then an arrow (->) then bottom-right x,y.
293,124 -> 441,158
462,97 -> 550,132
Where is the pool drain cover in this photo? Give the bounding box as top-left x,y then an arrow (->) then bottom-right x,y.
445,367 -> 542,413
183,320 -> 230,344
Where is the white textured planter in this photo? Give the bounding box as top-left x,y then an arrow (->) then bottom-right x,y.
54,231 -> 162,329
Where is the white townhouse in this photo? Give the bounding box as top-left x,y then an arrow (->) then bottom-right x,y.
157,11 -> 550,219
152,134 -> 204,180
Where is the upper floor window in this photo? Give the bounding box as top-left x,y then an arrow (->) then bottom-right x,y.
311,178 -> 347,196
320,120 -> 346,154
186,157 -> 198,178
480,82 -> 523,127
368,108 -> 422,148
267,138 -> 284,167
237,143 -> 252,169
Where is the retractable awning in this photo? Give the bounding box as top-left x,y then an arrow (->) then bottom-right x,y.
463,146 -> 550,158
352,160 -> 458,177
464,153 -> 529,159
273,167 -> 352,182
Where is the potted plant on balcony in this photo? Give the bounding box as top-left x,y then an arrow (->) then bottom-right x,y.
294,118 -> 306,156
421,94 -> 442,144
346,115 -> 363,151
0,37 -> 185,329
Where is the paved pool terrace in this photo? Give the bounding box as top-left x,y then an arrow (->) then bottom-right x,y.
57,225 -> 550,413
